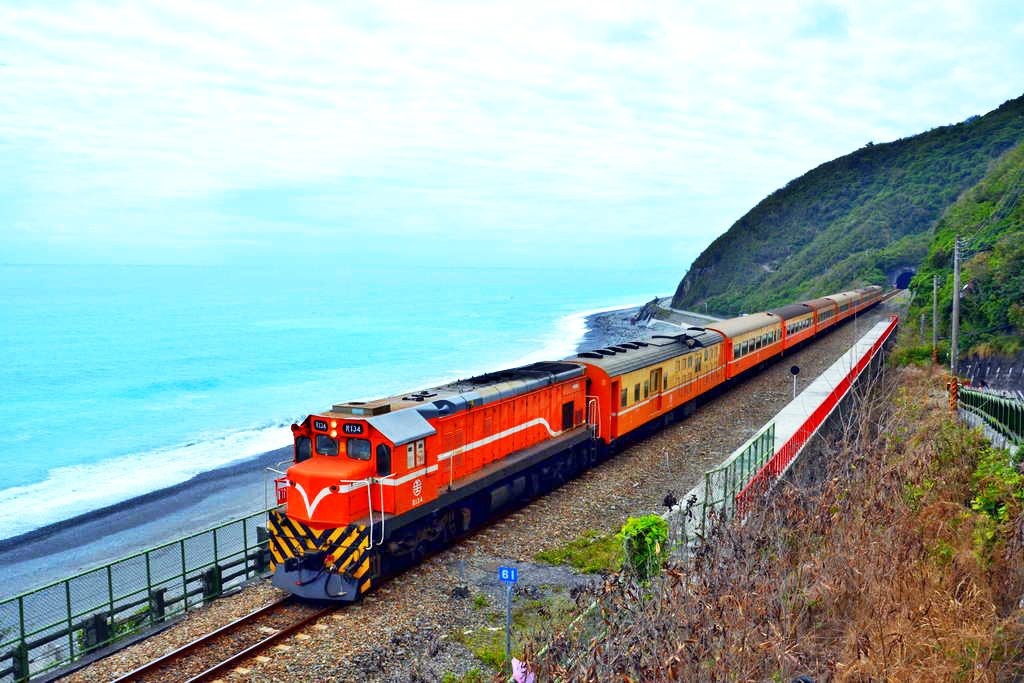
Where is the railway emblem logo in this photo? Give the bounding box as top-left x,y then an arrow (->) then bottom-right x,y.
412,479 -> 422,496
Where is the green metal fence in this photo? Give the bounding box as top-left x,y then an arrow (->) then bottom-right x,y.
959,388 -> 1024,448
665,423 -> 776,550
697,423 -> 775,535
0,507 -> 277,682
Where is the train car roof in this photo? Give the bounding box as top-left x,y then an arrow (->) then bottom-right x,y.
699,311 -> 780,339
801,297 -> 837,311
826,291 -> 860,305
767,302 -> 813,321
569,330 -> 723,377
325,361 -> 585,443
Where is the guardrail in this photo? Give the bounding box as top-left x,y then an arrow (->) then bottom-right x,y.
959,387 -> 1024,449
0,507 -> 278,683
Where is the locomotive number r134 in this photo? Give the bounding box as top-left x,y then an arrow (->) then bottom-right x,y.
342,423 -> 364,435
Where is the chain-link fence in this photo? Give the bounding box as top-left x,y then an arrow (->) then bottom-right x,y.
0,507 -> 277,682
959,387 -> 1024,450
663,423 -> 775,550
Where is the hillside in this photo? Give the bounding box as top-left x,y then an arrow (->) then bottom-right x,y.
908,140 -> 1024,357
671,94 -> 1024,315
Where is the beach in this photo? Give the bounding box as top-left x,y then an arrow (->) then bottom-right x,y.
0,303 -> 674,597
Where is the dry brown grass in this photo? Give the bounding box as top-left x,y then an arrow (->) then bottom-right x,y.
527,366 -> 1024,682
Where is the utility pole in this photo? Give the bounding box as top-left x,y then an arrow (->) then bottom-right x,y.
919,313 -> 925,342
951,236 -> 961,376
932,274 -> 938,364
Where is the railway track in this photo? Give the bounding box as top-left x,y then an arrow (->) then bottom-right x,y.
110,597 -> 335,682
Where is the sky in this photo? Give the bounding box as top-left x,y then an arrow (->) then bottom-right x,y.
1,1 -> 1022,271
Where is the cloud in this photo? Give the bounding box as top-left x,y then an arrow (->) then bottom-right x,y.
0,0 -> 1021,267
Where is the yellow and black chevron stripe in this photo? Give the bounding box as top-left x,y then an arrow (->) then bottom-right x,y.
267,509 -> 375,594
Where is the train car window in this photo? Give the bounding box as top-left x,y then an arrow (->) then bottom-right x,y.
295,436 -> 312,463
620,388 -> 628,407
376,444 -> 391,476
407,444 -> 415,469
643,381 -> 649,399
315,434 -> 338,456
664,376 -> 669,389
416,439 -> 426,466
634,383 -> 641,401
347,438 -> 371,460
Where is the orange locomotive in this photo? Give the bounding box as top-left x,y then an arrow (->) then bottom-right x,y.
268,286 -> 883,600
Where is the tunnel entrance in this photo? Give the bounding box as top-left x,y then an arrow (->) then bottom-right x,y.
895,270 -> 915,289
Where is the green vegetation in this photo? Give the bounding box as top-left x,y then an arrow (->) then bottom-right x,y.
616,515 -> 668,581
534,529 -> 623,573
907,140 -> 1024,358
970,443 -> 1024,525
440,669 -> 485,683
671,94 -> 1024,316
471,593 -> 490,610
450,594 -> 579,675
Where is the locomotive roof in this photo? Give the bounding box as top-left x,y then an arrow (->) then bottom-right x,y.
767,302 -> 813,321
569,329 -> 723,377
326,361 -> 585,444
699,311 -> 780,338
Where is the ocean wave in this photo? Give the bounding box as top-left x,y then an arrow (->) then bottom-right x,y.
510,302 -> 644,365
0,423 -> 294,540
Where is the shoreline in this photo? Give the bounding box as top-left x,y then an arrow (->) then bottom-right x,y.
0,301 -> 654,596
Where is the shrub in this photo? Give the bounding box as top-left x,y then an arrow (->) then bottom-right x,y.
616,515 -> 668,581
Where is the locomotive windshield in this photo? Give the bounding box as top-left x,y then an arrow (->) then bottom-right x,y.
315,434 -> 339,456
347,438 -> 371,460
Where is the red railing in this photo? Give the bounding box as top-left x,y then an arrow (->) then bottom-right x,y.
274,477 -> 289,505
736,314 -> 899,509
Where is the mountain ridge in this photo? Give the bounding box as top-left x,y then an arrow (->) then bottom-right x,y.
671,94 -> 1024,316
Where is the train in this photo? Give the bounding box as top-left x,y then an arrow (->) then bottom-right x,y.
267,285 -> 885,600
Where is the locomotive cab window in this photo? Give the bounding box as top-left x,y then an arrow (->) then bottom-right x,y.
407,444 -> 415,469
295,436 -> 312,463
347,438 -> 371,461
315,434 -> 338,456
376,444 -> 391,476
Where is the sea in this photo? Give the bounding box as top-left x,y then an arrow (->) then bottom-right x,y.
0,263 -> 679,542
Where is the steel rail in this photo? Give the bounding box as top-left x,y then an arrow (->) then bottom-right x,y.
109,596 -> 331,682
184,603 -> 336,682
